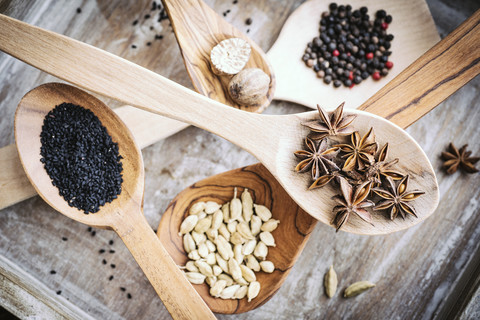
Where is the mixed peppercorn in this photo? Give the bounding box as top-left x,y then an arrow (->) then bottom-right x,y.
303,3 -> 394,88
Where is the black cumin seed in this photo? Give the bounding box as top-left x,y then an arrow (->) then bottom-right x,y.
120,287 -> 126,292
127,293 -> 132,299
155,34 -> 163,40
102,259 -> 107,265
76,8 -> 81,14
111,264 -> 116,269
246,29 -> 250,33
131,44 -> 137,49
233,0 -> 238,3
109,275 -> 114,281
40,103 -> 123,214
245,18 -> 252,25
109,240 -> 114,245
132,19 -> 138,26
144,14 -> 151,19
87,227 -> 92,232
99,249 -> 105,254
91,230 -> 96,236
56,290 -> 62,295
146,42 -> 151,46
62,237 -> 68,241
109,250 -> 115,254
50,270 -> 56,274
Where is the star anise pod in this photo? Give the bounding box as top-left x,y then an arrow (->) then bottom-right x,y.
294,137 -> 340,181
334,127 -> 378,172
331,178 -> 374,231
372,175 -> 424,220
309,166 -> 342,189
302,102 -> 357,141
363,143 -> 403,185
441,143 -> 479,174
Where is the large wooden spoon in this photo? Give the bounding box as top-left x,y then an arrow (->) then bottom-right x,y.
0,0 -> 440,210
0,14 -> 443,235
1,12 -> 478,232
14,83 -> 216,320
162,0 -> 275,113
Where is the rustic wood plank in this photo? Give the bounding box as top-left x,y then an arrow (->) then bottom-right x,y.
0,0 -> 479,319
0,255 -> 95,320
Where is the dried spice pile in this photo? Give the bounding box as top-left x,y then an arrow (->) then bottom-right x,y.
179,188 -> 279,301
40,103 -> 123,214
294,103 -> 424,231
303,3 -> 394,88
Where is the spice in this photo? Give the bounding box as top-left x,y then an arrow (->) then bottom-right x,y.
324,265 -> 338,298
210,38 -> 251,75
301,103 -> 357,141
334,128 -> 378,171
40,103 -> 123,214
373,175 -> 425,220
441,143 -> 479,174
180,189 -> 279,301
294,137 -> 340,182
303,3 -> 394,87
344,281 -> 375,298
332,178 -> 374,231
228,68 -> 270,106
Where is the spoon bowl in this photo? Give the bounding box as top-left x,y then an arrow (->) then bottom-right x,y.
14,83 -> 215,319
157,163 -> 317,313
163,0 -> 275,113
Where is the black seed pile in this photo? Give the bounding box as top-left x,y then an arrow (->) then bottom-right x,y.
303,3 -> 394,88
40,103 -> 123,214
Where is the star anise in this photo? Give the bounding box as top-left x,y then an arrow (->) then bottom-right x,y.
302,102 -> 357,141
372,175 -> 424,220
441,143 -> 479,174
331,178 -> 374,231
294,137 -> 340,181
309,166 -> 343,190
363,143 -> 403,185
334,127 -> 378,171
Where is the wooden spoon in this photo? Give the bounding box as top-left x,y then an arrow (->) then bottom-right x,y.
0,14 -> 438,235
14,83 -> 216,320
162,0 -> 275,113
157,163 -> 317,313
1,11 -> 478,232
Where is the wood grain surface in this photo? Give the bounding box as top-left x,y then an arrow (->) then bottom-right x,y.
0,0 -> 479,319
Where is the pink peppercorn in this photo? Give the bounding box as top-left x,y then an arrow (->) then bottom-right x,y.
381,22 -> 389,30
386,61 -> 394,69
372,71 -> 381,80
366,52 -> 374,59
333,49 -> 340,57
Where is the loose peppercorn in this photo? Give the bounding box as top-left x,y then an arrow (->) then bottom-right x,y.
372,71 -> 381,80
385,61 -> 394,69
303,3 -> 394,88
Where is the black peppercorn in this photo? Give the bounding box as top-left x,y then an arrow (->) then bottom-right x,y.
324,75 -> 332,84
385,15 -> 392,23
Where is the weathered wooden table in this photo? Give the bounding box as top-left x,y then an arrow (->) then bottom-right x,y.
0,0 -> 479,319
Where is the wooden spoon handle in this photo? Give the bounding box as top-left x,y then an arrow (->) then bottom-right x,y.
359,9 -> 480,127
114,209 -> 215,319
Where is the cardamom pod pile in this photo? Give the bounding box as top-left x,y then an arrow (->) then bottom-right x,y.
179,188 -> 279,301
